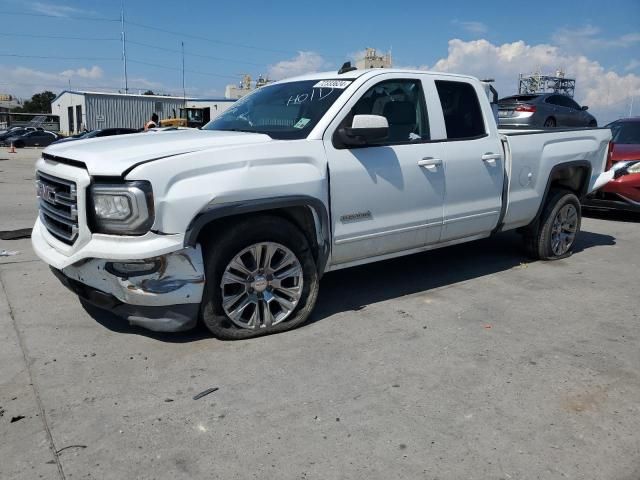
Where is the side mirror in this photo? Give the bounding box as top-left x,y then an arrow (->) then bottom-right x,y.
593,160 -> 640,190
613,160 -> 640,179
337,114 -> 388,147
581,105 -> 589,111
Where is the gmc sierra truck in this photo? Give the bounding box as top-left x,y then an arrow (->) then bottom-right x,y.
32,67 -> 637,339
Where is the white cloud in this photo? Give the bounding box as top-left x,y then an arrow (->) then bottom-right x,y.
30,1 -> 85,17
625,59 -> 640,72
618,33 -> 640,46
429,38 -> 640,123
552,25 -> 640,52
60,66 -> 104,79
349,49 -> 368,64
0,64 -> 177,98
267,51 -> 329,80
452,20 -> 488,35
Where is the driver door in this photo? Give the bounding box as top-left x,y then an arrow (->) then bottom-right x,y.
323,75 -> 445,265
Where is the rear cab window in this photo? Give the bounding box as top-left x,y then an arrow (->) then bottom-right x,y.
435,80 -> 486,140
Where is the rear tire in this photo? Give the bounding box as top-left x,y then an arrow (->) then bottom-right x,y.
200,216 -> 320,340
588,120 -> 597,128
543,117 -> 556,128
524,189 -> 581,260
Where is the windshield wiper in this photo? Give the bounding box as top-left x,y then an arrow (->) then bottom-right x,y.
224,128 -> 255,133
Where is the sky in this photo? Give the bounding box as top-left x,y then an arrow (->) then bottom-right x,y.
0,0 -> 639,123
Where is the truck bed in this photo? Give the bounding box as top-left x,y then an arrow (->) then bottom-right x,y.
499,127 -> 611,231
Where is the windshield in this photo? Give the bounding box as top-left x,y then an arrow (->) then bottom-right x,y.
203,79 -> 352,140
608,121 -> 640,145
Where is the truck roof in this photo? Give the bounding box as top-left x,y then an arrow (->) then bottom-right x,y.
277,68 -> 478,83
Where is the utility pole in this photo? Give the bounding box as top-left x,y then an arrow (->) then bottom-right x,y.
630,94 -> 634,117
120,0 -> 129,94
181,41 -> 186,103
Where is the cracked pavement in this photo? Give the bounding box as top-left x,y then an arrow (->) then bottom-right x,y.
1,149 -> 640,479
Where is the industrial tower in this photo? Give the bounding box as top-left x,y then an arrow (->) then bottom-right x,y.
518,70 -> 576,98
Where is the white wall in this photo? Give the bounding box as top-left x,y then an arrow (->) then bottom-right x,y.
185,100 -> 235,119
51,93 -> 86,135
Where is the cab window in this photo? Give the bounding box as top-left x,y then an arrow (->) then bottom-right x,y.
435,80 -> 486,140
348,79 -> 430,144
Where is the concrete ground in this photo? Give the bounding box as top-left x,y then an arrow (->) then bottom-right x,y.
1,148 -> 639,480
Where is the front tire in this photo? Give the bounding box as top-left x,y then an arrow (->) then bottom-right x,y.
200,216 -> 320,340
524,190 -> 581,260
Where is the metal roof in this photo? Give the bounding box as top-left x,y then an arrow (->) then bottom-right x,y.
51,90 -> 233,104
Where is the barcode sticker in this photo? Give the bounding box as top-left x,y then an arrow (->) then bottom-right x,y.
313,80 -> 352,89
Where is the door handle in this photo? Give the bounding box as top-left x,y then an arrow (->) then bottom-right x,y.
418,157 -> 442,171
481,153 -> 501,166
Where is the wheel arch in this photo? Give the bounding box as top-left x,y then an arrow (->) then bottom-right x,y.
529,160 -> 591,227
184,195 -> 331,276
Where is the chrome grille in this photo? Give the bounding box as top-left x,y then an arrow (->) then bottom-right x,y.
36,171 -> 79,244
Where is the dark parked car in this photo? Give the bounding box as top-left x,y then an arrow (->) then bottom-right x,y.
583,117 -> 640,212
4,130 -> 58,148
0,127 -> 32,143
50,127 -> 139,145
498,93 -> 597,128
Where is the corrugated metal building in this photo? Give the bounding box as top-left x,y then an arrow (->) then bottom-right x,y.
51,91 -> 235,134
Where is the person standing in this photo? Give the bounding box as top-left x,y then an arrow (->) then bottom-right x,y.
144,113 -> 159,131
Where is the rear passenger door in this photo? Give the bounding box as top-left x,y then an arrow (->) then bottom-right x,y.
563,97 -> 587,126
431,79 -> 504,242
546,95 -> 571,126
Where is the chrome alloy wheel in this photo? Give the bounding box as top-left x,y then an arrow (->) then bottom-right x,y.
220,242 -> 303,329
550,204 -> 578,256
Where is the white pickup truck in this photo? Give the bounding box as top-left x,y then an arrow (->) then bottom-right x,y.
32,67 -> 631,339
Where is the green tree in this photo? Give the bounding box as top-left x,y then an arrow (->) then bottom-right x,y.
12,91 -> 56,113
142,90 -> 155,95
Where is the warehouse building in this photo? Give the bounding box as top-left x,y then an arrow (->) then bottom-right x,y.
51,91 -> 235,135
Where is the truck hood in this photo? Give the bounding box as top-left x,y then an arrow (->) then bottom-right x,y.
43,129 -> 272,176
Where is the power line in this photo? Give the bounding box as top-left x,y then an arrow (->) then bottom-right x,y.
126,39 -> 266,67
0,53 -> 120,61
127,58 -> 239,80
0,32 -> 119,41
125,20 -> 299,56
0,10 -> 119,22
0,10 -> 346,65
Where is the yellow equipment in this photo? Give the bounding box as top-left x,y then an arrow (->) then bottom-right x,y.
159,107 -> 210,128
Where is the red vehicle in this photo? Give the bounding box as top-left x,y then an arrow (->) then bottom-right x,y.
584,117 -> 640,212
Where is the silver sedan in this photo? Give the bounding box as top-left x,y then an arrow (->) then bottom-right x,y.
498,93 -> 597,128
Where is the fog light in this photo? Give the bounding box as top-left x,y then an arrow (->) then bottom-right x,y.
106,260 -> 160,278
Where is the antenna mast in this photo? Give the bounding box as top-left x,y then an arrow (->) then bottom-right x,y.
182,41 -> 186,103
120,0 -> 129,94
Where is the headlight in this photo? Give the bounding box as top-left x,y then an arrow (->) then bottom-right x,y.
89,181 -> 154,235
627,161 -> 640,174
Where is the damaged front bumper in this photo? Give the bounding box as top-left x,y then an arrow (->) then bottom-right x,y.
53,246 -> 205,332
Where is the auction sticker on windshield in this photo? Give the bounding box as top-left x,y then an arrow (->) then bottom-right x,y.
293,118 -> 311,129
313,80 -> 352,89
